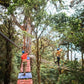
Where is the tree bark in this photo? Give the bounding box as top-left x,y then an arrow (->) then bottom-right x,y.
4,20 -> 13,84
53,48 -> 55,63
71,44 -> 72,61
67,42 -> 69,60
81,51 -> 84,69
26,18 -> 32,54
36,36 -> 41,84
4,41 -> 12,84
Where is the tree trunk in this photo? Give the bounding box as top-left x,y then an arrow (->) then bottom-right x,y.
81,51 -> 84,69
4,41 -> 12,84
26,18 -> 32,54
23,36 -> 26,51
62,52 -> 65,60
26,17 -> 42,84
36,37 -> 41,84
4,20 -> 13,84
53,48 -> 55,63
71,44 -> 72,61
67,42 -> 69,61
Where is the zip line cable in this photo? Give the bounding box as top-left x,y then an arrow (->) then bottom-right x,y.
0,31 -> 21,49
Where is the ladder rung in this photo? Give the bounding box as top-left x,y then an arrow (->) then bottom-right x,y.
17,79 -> 33,84
18,72 -> 32,79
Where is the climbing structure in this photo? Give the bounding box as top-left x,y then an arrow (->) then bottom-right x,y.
17,57 -> 33,84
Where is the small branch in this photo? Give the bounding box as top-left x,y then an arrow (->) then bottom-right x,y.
38,28 -> 45,39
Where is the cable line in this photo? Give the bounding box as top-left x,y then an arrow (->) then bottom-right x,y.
0,31 -> 21,49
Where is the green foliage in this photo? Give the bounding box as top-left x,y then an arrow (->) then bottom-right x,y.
8,5 -> 16,14
57,61 -> 84,84
11,51 -> 21,83
50,11 -> 84,52
57,73 -> 72,84
0,0 -> 10,7
69,17 -> 81,31
22,31 -> 34,38
0,18 -> 22,83
0,0 -> 10,3
50,13 -> 69,32
0,0 -> 84,84
40,64 -> 59,84
0,25 -> 8,83
66,61 -> 80,71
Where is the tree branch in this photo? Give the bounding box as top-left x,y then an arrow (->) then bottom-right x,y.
11,14 -> 25,30
38,25 -> 47,39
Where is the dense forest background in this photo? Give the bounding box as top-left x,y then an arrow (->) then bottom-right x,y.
0,0 -> 84,84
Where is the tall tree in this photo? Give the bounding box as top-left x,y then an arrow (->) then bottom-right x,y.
0,19 -> 16,84
7,1 -> 49,84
